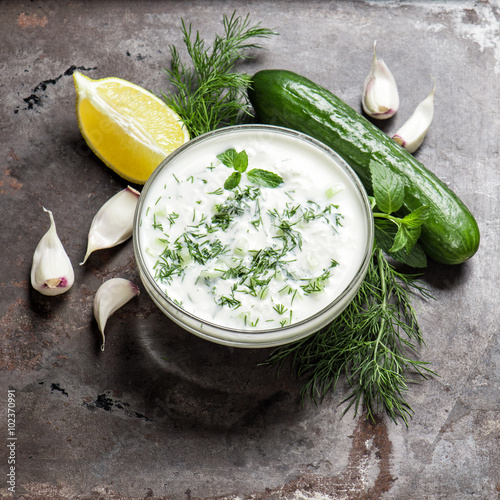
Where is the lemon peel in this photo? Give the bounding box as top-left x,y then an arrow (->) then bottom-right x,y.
74,72 -> 189,184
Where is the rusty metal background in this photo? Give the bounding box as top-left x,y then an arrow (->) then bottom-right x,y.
1,1 -> 499,498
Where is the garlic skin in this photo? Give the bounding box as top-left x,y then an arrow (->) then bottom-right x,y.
81,186 -> 140,265
31,208 -> 75,296
392,82 -> 436,153
362,42 -> 399,119
93,278 -> 140,351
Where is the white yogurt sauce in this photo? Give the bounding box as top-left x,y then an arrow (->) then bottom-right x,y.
138,129 -> 369,331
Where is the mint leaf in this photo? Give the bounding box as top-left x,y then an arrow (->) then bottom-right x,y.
401,206 -> 430,227
233,150 -> 248,173
217,148 -> 238,168
217,148 -> 248,172
390,206 -> 430,253
217,149 -> 281,189
247,168 -> 283,188
369,160 -> 404,214
391,223 -> 421,254
375,221 -> 427,268
224,171 -> 241,190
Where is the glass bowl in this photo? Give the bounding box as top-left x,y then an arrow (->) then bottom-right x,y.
133,125 -> 374,348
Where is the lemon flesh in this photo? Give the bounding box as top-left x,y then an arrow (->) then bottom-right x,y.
74,72 -> 189,184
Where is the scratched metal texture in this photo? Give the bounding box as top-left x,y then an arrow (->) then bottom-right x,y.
0,1 -> 499,499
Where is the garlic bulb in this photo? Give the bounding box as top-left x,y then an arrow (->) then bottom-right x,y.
392,82 -> 436,153
93,278 -> 140,351
31,208 -> 75,296
362,41 -> 399,119
81,186 -> 140,265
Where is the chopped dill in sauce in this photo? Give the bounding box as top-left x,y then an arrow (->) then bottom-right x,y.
138,131 -> 370,333
147,147 -> 348,329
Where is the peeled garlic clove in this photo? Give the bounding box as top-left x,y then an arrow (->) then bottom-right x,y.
80,186 -> 140,265
362,41 -> 399,119
393,82 -> 436,153
31,208 -> 75,296
93,278 -> 140,351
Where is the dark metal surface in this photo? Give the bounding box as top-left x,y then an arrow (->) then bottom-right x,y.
1,1 -> 499,498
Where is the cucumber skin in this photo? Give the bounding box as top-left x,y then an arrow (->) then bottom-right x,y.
248,69 -> 480,265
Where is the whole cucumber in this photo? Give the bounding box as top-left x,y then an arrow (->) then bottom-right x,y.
248,69 -> 480,265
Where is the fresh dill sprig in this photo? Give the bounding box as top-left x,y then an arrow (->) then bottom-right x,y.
273,303 -> 288,315
181,233 -> 229,265
154,246 -> 183,284
211,185 -> 261,230
152,214 -> 163,231
217,294 -> 242,309
167,212 -> 179,226
300,268 -> 332,295
268,208 -> 303,251
262,247 -> 436,425
262,163 -> 437,425
162,12 -> 277,137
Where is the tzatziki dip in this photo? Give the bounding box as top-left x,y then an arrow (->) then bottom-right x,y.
136,126 -> 372,336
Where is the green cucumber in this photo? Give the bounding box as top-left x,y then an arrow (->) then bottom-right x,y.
248,69 -> 480,265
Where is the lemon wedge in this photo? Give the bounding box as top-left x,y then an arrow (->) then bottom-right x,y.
73,72 -> 189,184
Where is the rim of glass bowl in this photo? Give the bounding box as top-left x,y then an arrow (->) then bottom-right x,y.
133,124 -> 374,348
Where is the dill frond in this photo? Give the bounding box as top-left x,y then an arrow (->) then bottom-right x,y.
262,247 -> 436,426
162,12 -> 277,137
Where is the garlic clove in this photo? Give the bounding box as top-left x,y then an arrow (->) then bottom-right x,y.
362,41 -> 399,119
392,81 -> 436,153
93,278 -> 140,351
31,208 -> 75,296
80,186 -> 140,265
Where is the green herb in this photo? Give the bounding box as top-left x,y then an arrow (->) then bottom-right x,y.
263,248 -> 435,425
224,171 -> 242,190
152,214 -> 163,231
262,160 -> 436,425
301,268 -> 332,295
251,198 -> 262,229
375,220 -> 428,269
267,200 -> 342,252
370,159 -> 405,214
273,304 -> 288,315
278,284 -> 299,305
212,185 -> 259,226
217,148 -> 248,172
217,147 -> 283,189
181,233 -> 229,265
217,295 -> 242,309
370,160 -> 430,265
154,246 -> 184,284
247,168 -> 283,188
268,208 -> 302,251
167,212 -> 179,226
162,13 -> 277,137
